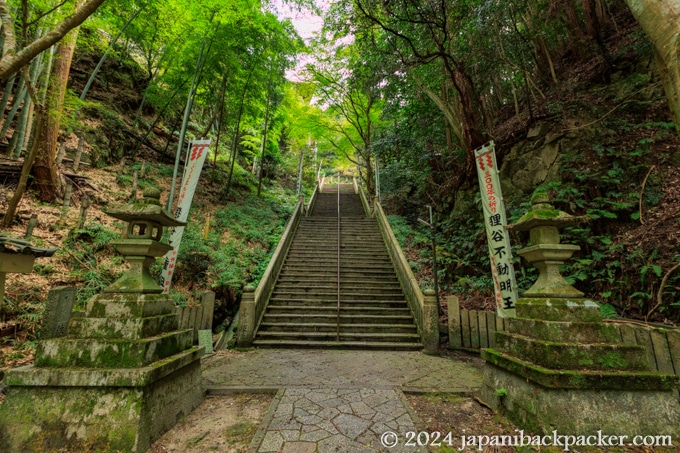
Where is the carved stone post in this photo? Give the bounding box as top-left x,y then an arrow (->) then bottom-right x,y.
422,289 -> 440,352
237,286 -> 256,347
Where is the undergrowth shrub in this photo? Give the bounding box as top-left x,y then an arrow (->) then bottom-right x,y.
61,223 -> 123,309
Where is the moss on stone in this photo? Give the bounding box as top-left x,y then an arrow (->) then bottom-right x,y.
495,332 -> 647,371
483,348 -> 679,390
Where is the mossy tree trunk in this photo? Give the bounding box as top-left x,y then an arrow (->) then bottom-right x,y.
2,106 -> 45,227
32,24 -> 80,202
624,0 -> 680,135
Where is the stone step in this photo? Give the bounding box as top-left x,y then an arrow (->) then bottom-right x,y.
278,269 -> 400,277
271,290 -> 405,300
265,305 -> 411,316
275,276 -> 400,285
300,218 -> 376,223
270,296 -> 407,304
262,313 -> 416,324
289,247 -> 388,253
299,220 -> 378,228
254,187 -> 419,350
258,322 -> 418,334
255,331 -> 421,343
253,339 -> 423,350
284,256 -> 391,263
295,236 -> 379,241
273,284 -> 403,292
268,298 -> 408,308
280,264 -> 398,272
296,231 -> 378,236
289,241 -> 386,247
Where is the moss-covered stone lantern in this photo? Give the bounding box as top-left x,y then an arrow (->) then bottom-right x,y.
0,188 -> 204,453
0,237 -> 57,321
479,188 -> 680,440
103,187 -> 184,293
508,189 -> 585,298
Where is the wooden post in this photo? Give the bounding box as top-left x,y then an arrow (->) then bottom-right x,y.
470,311 -> 480,349
203,214 -> 211,240
24,214 -> 37,239
447,295 -> 462,349
486,311 -> 497,347
139,160 -> 146,178
478,311 -> 488,349
635,327 -> 659,371
78,194 -> 90,229
200,291 -> 215,331
667,329 -> 680,376
650,330 -> 675,375
73,137 -> 83,172
0,272 -> 6,322
60,183 -> 73,224
130,169 -> 138,199
56,143 -> 66,165
461,309 -> 471,348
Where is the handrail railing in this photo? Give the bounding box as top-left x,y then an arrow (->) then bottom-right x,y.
357,180 -> 372,217
306,184 -> 320,216
336,177 -> 341,342
359,182 -> 439,351
237,186 -> 320,347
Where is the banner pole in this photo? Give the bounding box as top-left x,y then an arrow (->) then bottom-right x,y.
474,141 -> 517,318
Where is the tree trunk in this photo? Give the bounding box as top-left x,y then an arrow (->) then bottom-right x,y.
257,90 -> 271,197
33,26 -> 80,202
624,0 -> 680,135
2,106 -> 44,227
0,0 -> 107,81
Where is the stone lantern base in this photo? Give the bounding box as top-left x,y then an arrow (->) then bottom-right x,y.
0,293 -> 204,453
480,297 -> 680,437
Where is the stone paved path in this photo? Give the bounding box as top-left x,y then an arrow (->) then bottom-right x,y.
202,350 -> 482,452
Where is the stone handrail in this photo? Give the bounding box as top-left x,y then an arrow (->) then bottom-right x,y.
237,188 -> 319,346
364,186 -> 439,351
306,184 -> 319,216
357,181 -> 372,217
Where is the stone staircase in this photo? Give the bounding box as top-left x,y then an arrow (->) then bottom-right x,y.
254,184 -> 422,349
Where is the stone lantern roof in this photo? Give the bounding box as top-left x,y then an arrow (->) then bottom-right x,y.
104,187 -> 185,227
508,191 -> 586,232
0,237 -> 57,258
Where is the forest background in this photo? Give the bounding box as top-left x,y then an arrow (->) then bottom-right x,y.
0,0 -> 679,366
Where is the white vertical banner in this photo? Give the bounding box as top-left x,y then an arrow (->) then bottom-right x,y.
475,141 -> 517,318
160,139 -> 211,294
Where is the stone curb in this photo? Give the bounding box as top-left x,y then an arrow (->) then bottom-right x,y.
248,388 -> 285,453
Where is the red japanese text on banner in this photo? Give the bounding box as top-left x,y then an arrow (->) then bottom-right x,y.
474,141 -> 517,318
160,139 -> 211,294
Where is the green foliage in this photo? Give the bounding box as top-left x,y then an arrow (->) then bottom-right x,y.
599,302 -> 618,319
173,193 -> 293,295
61,223 -> 123,309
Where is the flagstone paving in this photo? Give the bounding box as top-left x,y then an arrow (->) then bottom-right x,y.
203,349 -> 481,392
202,350 -> 483,452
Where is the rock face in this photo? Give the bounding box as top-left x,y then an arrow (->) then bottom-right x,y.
499,129 -> 562,196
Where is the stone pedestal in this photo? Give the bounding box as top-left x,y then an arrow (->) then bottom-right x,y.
480,191 -> 680,437
480,298 -> 680,436
0,189 -> 203,452
0,292 -> 204,452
